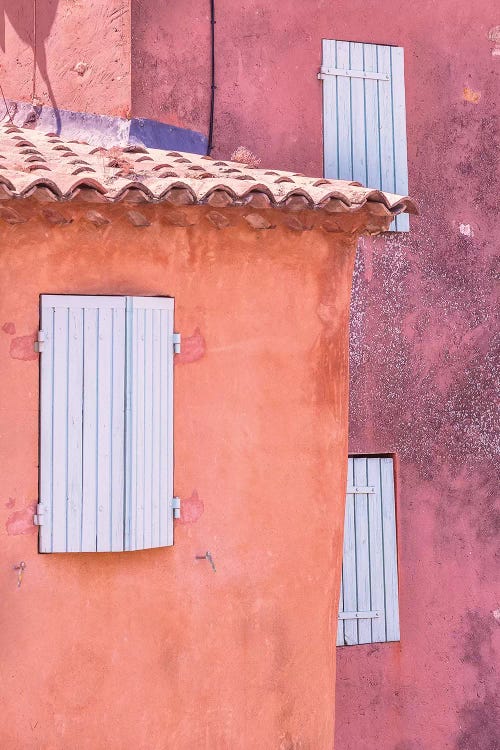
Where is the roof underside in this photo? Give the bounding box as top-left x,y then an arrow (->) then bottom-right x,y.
0,123 -> 417,218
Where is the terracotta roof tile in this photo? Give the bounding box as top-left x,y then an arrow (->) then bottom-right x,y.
0,124 -> 417,216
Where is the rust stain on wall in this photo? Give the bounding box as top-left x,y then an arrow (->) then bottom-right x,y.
462,87 -> 481,104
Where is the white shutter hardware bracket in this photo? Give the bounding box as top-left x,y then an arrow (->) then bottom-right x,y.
346,486 -> 376,495
33,503 -> 46,526
338,610 -> 381,620
34,330 -> 45,354
318,67 -> 389,81
172,497 -> 181,519
173,332 -> 181,354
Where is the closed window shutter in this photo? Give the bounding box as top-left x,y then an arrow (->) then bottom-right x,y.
39,294 -> 175,553
321,40 -> 409,232
337,456 -> 400,646
124,297 -> 174,551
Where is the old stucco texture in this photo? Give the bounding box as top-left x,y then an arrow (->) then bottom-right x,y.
0,206 -> 356,750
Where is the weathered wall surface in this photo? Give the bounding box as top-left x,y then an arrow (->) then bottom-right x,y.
131,2 -> 500,748
0,204 -> 356,749
1,2 -> 499,748
0,1 -> 130,117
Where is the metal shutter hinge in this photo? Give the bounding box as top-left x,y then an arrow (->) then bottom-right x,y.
172,497 -> 181,519
173,332 -> 181,354
346,486 -> 376,495
33,503 -> 46,526
338,611 -> 381,620
34,330 -> 45,354
318,67 -> 390,81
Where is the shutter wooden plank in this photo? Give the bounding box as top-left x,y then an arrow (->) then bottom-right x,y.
363,44 -> 382,191
342,457 -> 358,645
337,576 -> 344,646
354,457 -> 372,644
39,303 -> 55,553
321,40 -> 409,232
377,45 -> 395,198
367,457 -> 387,642
82,307 -> 99,551
52,306 -> 69,552
143,308 -> 154,549
350,43 -> 367,185
381,457 -> 400,640
390,46 -> 409,232
151,309 -> 161,548
336,41 -> 353,180
111,307 -> 126,551
67,308 -> 84,552
96,308 -> 113,551
322,39 -> 339,183
125,297 -> 175,551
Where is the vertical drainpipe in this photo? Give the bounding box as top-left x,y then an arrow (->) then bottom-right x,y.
207,0 -> 216,155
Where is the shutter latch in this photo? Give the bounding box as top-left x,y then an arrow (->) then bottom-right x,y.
34,330 -> 45,354
33,503 -> 46,526
346,486 -> 376,495
173,332 -> 181,354
172,497 -> 181,519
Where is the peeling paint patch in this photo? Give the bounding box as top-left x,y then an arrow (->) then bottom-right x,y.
492,609 -> 500,624
175,327 -> 206,364
178,490 -> 204,524
6,503 -> 37,535
9,333 -> 37,361
463,87 -> 481,104
488,26 -> 500,56
459,223 -> 474,237
5,497 -> 15,509
2,322 -> 16,335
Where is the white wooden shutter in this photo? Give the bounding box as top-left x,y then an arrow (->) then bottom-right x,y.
337,456 -> 400,646
321,40 -> 409,232
39,294 -> 176,553
124,297 -> 175,551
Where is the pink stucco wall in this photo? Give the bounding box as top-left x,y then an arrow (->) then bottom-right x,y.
1,1 -> 499,748
131,3 -> 500,748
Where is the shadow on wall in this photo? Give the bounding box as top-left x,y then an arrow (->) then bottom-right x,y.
1,1 -> 60,131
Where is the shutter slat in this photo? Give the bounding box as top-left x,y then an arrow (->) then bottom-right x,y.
381,458 -> 400,641
39,305 -> 55,553
52,306 -> 69,552
350,42 -> 367,185
124,297 -> 175,551
111,308 -> 126,551
342,458 -> 358,645
367,457 -> 387,642
322,40 -> 409,232
82,307 -> 99,551
336,41 -> 353,181
96,308 -> 112,550
322,39 -> 339,181
390,46 -> 410,231
67,308 -> 84,552
354,458 -> 372,644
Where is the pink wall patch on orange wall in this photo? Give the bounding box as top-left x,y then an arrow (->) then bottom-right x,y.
175,327 -> 206,364
9,333 -> 38,361
178,490 -> 205,524
6,504 -> 37,536
2,322 -> 16,335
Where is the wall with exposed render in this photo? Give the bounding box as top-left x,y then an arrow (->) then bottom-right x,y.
1,1 -> 499,748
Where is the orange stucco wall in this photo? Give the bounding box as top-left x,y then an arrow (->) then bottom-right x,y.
0,203 -> 356,749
